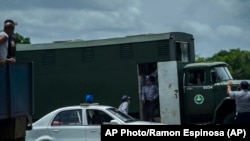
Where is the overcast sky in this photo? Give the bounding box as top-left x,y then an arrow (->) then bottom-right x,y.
1,0 -> 249,57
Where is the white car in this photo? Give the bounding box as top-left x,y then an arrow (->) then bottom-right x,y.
26,103 -> 164,141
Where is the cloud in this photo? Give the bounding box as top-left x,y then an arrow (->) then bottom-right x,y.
1,0 -> 143,43
1,0 -> 250,57
216,25 -> 243,38
181,21 -> 212,37
0,0 -> 140,11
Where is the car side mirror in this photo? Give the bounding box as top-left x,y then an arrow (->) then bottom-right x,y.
110,120 -> 119,125
26,123 -> 32,130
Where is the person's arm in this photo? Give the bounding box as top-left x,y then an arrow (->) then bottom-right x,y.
227,86 -> 232,95
7,39 -> 16,63
141,86 -> 145,101
119,102 -> 127,114
153,85 -> 159,100
0,35 -> 8,44
227,80 -> 233,95
151,69 -> 157,78
0,35 -> 8,64
6,57 -> 16,63
121,102 -> 128,114
10,39 -> 16,58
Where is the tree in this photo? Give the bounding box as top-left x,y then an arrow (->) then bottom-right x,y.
196,48 -> 250,79
15,33 -> 31,44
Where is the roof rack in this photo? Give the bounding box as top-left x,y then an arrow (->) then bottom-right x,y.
80,103 -> 99,106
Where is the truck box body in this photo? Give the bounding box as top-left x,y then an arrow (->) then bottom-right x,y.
16,32 -> 195,120
0,62 -> 34,140
0,62 -> 34,120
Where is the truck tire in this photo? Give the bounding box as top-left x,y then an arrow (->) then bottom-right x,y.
222,112 -> 236,125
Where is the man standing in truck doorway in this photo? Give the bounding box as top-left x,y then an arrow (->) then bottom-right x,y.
227,80 -> 250,124
141,75 -> 159,122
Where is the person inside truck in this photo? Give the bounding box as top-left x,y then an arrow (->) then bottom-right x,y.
196,73 -> 204,84
227,80 -> 250,124
188,71 -> 205,85
188,74 -> 195,85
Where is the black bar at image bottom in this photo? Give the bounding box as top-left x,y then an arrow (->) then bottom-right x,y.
101,125 -> 250,140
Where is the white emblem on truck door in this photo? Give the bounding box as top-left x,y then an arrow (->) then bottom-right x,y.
194,94 -> 204,104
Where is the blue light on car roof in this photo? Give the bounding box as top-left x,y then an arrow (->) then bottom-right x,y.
86,94 -> 93,103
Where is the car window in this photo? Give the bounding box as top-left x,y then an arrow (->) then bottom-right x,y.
51,109 -> 82,126
107,108 -> 136,122
86,109 -> 113,125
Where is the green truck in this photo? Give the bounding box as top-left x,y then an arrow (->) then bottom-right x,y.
16,32 -> 245,125
156,61 -> 248,124
0,62 -> 34,141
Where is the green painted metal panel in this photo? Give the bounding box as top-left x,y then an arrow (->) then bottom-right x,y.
16,32 -> 195,120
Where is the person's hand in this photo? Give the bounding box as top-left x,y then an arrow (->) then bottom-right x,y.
228,80 -> 233,86
11,58 -> 16,63
6,58 -> 16,63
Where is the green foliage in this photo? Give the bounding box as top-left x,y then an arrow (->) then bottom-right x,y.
14,32 -> 31,44
196,48 -> 250,79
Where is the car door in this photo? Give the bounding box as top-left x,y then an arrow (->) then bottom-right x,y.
85,109 -> 114,141
84,125 -> 100,141
48,109 -> 86,141
84,109 -> 102,141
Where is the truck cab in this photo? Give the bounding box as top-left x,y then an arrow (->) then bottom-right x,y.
157,61 -> 244,125
182,61 -> 233,124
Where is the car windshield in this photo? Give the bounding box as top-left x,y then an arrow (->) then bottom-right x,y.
106,108 -> 137,122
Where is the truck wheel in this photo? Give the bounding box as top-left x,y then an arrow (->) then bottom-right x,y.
222,112 -> 236,125
17,137 -> 25,141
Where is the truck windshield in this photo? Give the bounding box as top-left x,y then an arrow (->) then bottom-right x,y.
211,66 -> 233,82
